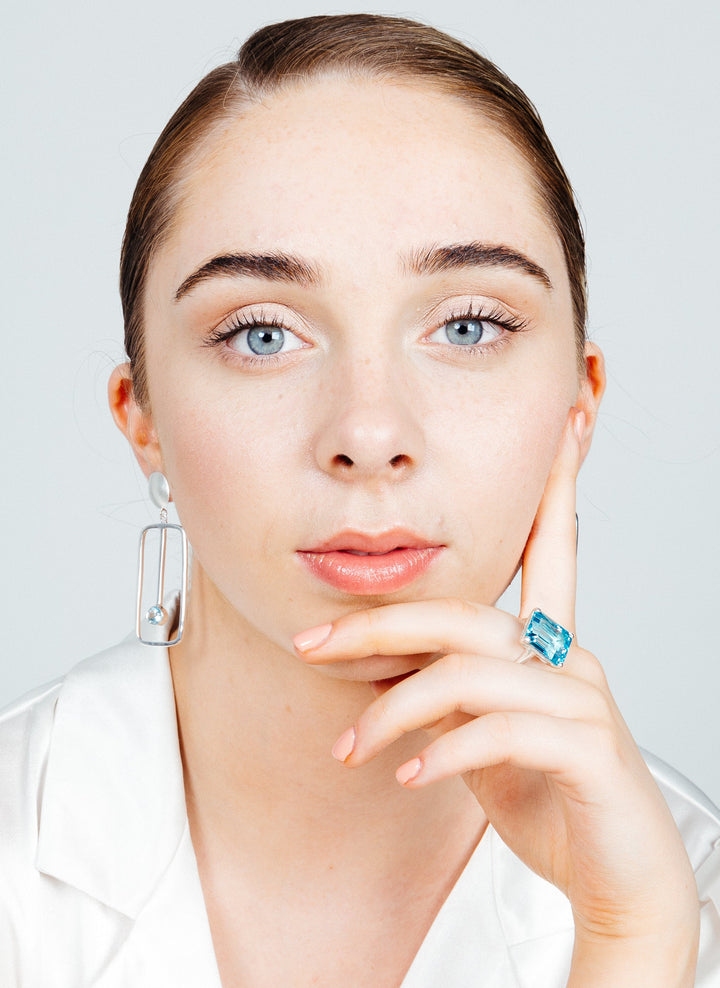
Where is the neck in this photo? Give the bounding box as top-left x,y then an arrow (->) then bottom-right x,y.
168,567 -> 483,871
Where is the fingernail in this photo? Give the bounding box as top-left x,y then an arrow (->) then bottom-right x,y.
293,623 -> 333,652
573,409 -> 586,444
396,757 -> 423,785
332,727 -> 356,762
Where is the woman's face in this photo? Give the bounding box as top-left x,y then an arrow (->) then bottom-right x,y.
130,76 -> 601,676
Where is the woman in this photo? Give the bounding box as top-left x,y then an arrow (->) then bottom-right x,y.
1,13 -> 718,987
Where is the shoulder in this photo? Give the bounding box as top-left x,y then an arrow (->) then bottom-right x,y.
0,649 -> 113,981
0,637 -> 183,984
0,677 -> 63,845
0,637 -> 143,870
0,635 -> 175,832
0,638 -> 138,793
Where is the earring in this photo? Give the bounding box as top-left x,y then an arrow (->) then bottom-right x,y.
135,472 -> 188,646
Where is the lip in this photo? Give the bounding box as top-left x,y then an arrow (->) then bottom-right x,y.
297,528 -> 445,595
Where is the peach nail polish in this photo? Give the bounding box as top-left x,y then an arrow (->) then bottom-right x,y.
293,623 -> 333,652
332,727 -> 356,762
396,758 -> 423,785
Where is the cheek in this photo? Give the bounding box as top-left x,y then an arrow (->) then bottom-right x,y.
153,382 -> 309,598
434,371 -> 573,601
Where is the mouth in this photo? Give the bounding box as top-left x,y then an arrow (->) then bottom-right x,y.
297,528 -> 445,595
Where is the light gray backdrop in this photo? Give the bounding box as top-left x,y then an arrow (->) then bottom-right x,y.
2,0 -> 719,801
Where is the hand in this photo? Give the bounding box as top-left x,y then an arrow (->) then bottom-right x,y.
294,409 -> 700,984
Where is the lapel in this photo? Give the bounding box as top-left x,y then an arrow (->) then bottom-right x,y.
401,826 -> 574,988
35,635 -> 222,985
490,829 -> 574,987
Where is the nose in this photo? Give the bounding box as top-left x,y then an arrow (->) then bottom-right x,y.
313,363 -> 424,483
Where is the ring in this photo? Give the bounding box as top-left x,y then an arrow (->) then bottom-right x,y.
519,608 -> 574,668
513,646 -> 533,664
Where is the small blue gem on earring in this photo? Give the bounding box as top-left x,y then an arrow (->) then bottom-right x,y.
146,604 -> 168,626
521,608 -> 574,668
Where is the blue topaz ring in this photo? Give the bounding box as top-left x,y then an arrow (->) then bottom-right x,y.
518,609 -> 574,668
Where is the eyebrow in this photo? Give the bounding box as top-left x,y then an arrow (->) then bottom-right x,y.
174,239 -> 553,301
402,241 -> 553,291
174,251 -> 321,300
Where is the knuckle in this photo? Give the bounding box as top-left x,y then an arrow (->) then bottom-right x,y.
435,651 -> 474,688
364,691 -> 394,730
436,729 -> 469,769
583,719 -> 620,765
572,646 -> 609,690
440,597 -> 480,622
485,711 -> 514,750
580,681 -> 613,723
355,606 -> 388,650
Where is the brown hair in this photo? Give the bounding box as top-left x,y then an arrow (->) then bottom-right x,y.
120,13 -> 587,408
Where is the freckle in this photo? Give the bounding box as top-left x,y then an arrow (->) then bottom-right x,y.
285,704 -> 292,714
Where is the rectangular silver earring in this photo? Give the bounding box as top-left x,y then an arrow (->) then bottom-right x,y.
135,472 -> 188,646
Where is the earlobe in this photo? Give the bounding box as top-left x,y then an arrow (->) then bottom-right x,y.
108,363 -> 163,478
575,342 -> 606,463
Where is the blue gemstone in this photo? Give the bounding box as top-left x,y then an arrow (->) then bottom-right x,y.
521,609 -> 573,667
146,604 -> 168,626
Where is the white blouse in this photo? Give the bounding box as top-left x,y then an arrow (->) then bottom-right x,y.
1,636 -> 719,987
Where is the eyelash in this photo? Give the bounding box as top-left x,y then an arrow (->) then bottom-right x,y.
202,303 -> 529,365
428,305 -> 528,357
202,308 -> 302,368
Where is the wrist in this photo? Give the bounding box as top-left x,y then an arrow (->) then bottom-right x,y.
568,923 -> 700,988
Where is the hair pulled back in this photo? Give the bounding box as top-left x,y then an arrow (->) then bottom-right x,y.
120,14 -> 587,408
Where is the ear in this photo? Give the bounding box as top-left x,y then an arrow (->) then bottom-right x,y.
108,363 -> 164,478
574,341 -> 605,464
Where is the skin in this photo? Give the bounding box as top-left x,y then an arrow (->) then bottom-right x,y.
109,77 -> 699,985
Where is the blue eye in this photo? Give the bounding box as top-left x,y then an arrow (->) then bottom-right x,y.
247,327 -> 285,355
429,317 -> 502,347
446,318 -> 484,345
227,324 -> 305,357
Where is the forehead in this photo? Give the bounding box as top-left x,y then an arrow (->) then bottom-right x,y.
160,76 -> 567,293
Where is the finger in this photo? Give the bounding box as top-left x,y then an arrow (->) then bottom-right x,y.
293,598 -> 522,665
337,652 -> 607,767
394,711 -> 597,789
519,408 -> 583,635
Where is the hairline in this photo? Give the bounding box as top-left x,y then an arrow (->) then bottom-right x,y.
159,70 -> 569,296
